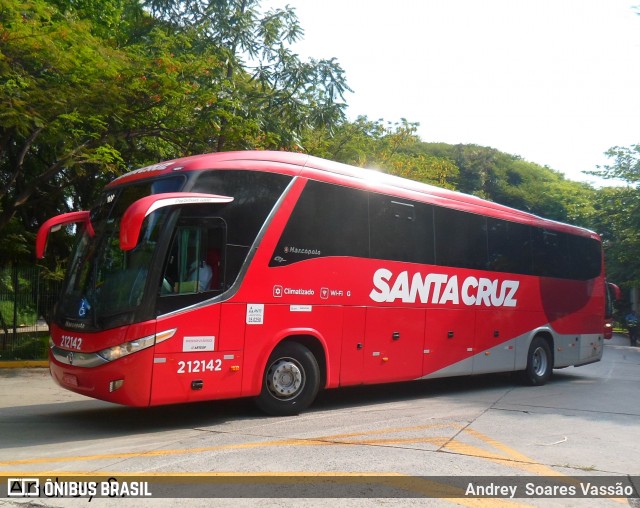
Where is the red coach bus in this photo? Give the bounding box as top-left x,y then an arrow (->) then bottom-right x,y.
37,151 -> 612,415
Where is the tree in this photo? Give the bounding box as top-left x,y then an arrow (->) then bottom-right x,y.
1,0 -> 133,254
588,144 -> 640,291
1,1 -> 219,258
591,186 -> 640,289
301,117 -> 459,189
589,144 -> 640,184
0,0 -> 351,264
414,143 -> 597,226
143,0 -> 351,151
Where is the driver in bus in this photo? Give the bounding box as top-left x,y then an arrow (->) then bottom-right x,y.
188,259 -> 212,292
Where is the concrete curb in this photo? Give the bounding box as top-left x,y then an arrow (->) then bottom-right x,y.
0,361 -> 48,368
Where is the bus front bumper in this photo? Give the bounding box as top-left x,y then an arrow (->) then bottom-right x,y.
49,346 -> 154,407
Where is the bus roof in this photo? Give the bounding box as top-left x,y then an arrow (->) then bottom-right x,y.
108,150 -> 598,239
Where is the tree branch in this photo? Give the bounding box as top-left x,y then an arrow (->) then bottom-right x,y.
0,127 -> 44,201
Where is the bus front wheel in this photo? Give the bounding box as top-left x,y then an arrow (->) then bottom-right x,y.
521,336 -> 553,386
255,342 -> 320,416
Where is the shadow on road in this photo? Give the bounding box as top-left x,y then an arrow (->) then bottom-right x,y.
0,370 -> 576,451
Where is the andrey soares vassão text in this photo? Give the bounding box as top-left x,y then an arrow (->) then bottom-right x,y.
465,480 -> 635,498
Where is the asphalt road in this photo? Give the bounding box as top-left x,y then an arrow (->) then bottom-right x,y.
0,334 -> 639,507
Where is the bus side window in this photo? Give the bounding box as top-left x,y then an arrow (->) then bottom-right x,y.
160,223 -> 223,296
486,218 -> 533,275
369,194 -> 435,264
270,180 -> 369,266
532,229 -> 571,279
434,207 -> 488,270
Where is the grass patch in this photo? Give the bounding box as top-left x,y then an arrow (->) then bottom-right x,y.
0,333 -> 49,360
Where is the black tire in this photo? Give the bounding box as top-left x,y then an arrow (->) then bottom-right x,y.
255,342 -> 320,416
521,336 -> 553,386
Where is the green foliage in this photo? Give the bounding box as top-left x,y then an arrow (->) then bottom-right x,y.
414,143 -> 597,226
1,0 -> 139,257
587,146 -> 640,291
0,334 -> 49,360
1,0 -> 350,265
0,217 -> 31,261
142,0 -> 350,151
588,144 -> 640,184
0,267 -> 39,341
591,187 -> 639,285
302,117 -> 459,189
0,300 -> 36,328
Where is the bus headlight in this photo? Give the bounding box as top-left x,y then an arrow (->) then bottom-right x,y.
98,334 -> 156,362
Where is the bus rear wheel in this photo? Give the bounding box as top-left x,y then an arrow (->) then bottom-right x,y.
255,342 -> 320,416
521,336 -> 553,386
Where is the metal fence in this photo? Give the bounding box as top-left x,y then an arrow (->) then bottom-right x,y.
0,265 -> 62,360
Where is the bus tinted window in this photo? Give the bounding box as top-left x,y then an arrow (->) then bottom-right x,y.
532,229 -> 572,279
434,207 -> 488,270
271,180 -> 369,266
569,235 -> 602,280
190,170 -> 291,286
270,178 -> 601,280
369,194 -> 435,264
192,170 -> 292,248
487,218 -> 533,275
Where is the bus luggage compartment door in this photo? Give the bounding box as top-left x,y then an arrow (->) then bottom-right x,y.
423,309 -> 475,378
362,307 -> 425,383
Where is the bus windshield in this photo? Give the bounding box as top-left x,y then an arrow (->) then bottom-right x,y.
58,177 -> 185,329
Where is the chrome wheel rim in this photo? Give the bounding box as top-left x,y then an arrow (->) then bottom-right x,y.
266,358 -> 304,400
532,346 -> 548,377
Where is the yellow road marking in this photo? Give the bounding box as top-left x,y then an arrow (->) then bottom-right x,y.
315,422 -> 463,441
448,428 -> 627,505
0,423 -> 458,467
0,438 -> 330,466
0,422 -> 626,505
446,428 -> 564,476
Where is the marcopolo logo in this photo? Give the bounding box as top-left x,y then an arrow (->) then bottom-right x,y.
369,268 -> 519,307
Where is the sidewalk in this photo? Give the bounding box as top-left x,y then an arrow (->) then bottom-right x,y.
607,332 -> 635,347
